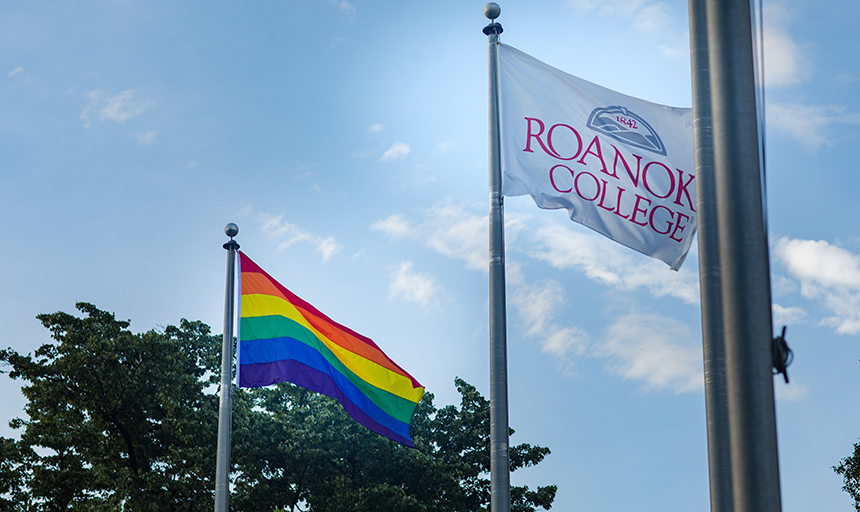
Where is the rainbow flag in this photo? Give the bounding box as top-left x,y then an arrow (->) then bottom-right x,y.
237,251 -> 425,447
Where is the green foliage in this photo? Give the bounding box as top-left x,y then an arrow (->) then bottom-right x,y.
427,378 -> 556,512
835,441 -> 860,511
0,303 -> 556,512
232,378 -> 555,512
0,303 -> 221,511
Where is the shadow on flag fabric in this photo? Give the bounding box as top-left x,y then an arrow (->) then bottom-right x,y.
497,43 -> 696,270
237,251 -> 425,447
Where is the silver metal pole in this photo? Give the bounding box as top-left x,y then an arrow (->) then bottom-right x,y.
484,4 -> 511,512
705,0 -> 782,510
687,1 -> 732,511
215,223 -> 239,512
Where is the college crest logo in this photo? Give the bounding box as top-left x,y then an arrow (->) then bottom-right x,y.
586,106 -> 667,156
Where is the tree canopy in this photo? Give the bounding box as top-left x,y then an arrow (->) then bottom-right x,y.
834,358 -> 860,511
835,440 -> 860,512
0,303 -> 556,511
0,303 -> 220,510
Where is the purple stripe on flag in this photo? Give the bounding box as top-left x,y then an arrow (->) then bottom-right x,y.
240,359 -> 415,447
239,335 -> 414,436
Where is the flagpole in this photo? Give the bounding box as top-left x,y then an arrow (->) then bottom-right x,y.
687,1 -> 733,511
705,0 -> 782,510
215,223 -> 239,512
483,4 -> 511,512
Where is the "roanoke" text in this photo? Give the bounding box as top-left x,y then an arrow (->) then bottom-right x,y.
522,116 -> 696,243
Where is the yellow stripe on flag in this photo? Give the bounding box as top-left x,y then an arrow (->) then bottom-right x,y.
241,293 -> 423,404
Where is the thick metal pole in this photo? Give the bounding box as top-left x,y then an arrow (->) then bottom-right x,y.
705,1 -> 782,511
484,4 -> 511,512
687,1 -> 732,511
215,223 -> 239,512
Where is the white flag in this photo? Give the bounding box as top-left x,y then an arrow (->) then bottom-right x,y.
497,44 -> 696,270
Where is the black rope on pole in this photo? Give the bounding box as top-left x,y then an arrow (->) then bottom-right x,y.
772,326 -> 793,384
483,22 -> 503,36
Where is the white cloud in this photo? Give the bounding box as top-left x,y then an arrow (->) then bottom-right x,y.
315,237 -> 340,261
93,91 -> 154,121
288,160 -> 317,180
420,202 -> 529,273
775,237 -> 860,289
369,123 -> 384,133
598,312 -> 703,393
774,381 -> 808,401
378,203 -> 698,305
374,202 -> 708,390
389,261 -> 440,310
513,279 -> 566,337
371,214 -> 414,238
511,279 -> 589,362
755,5 -> 860,154
773,236 -> 860,334
771,272 -> 799,296
259,213 -> 299,239
257,213 -> 342,262
566,0 -> 648,16
634,3 -> 672,35
433,141 -> 455,154
508,273 -> 701,390
543,327 -> 589,361
372,201 -> 528,273
277,231 -> 313,250
772,303 -> 806,326
836,74 -> 860,84
762,2 -> 809,88
566,0 -> 687,59
8,66 -> 23,76
332,0 -> 356,20
423,204 -> 488,271
411,163 -> 436,184
763,25 -> 804,87
80,90 -> 154,127
236,204 -> 254,218
135,130 -> 157,145
767,102 -> 860,152
379,141 -> 410,162
505,260 -> 526,287
375,201 -> 708,389
529,223 -> 700,304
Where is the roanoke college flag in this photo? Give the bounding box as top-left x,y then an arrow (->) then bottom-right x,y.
237,252 -> 425,447
497,44 -> 696,270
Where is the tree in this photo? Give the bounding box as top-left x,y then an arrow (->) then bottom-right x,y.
835,359 -> 860,511
429,379 -> 556,512
232,379 -> 556,512
835,441 -> 860,510
1,303 -> 556,511
0,303 -> 221,511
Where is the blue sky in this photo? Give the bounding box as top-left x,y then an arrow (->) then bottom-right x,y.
2,1 -> 860,510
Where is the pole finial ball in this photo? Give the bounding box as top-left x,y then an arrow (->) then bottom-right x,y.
225,223 -> 239,238
484,2 -> 501,20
